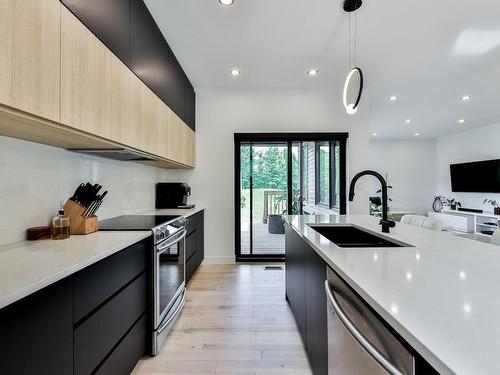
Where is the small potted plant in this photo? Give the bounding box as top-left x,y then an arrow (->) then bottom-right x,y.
447,199 -> 461,210
268,194 -> 287,234
484,199 -> 500,215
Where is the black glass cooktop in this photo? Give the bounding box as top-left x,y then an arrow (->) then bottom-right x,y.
99,215 -> 181,231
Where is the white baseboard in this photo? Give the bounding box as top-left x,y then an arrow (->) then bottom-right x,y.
202,256 -> 236,264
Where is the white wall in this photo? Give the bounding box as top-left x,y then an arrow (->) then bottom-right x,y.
0,135 -> 165,245
163,88 -> 370,263
369,139 -> 436,214
436,122 -> 500,210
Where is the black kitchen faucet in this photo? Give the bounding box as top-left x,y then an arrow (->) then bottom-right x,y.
349,170 -> 396,233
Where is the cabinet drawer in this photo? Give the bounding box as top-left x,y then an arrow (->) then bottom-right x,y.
73,239 -> 148,322
0,278 -> 73,375
74,273 -> 146,375
94,314 -> 146,375
186,249 -> 198,284
186,213 -> 198,236
186,230 -> 198,261
187,211 -> 204,235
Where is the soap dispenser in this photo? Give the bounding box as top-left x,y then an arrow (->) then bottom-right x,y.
52,202 -> 70,240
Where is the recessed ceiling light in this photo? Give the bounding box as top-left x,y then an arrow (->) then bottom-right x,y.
461,95 -> 471,101
307,69 -> 319,76
405,119 -> 412,124
389,95 -> 398,102
230,68 -> 240,76
458,119 -> 465,124
414,132 -> 420,137
463,303 -> 472,314
218,0 -> 234,5
372,133 -> 377,137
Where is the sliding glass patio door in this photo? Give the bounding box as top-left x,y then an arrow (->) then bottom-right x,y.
235,133 -> 348,261
239,142 -> 289,257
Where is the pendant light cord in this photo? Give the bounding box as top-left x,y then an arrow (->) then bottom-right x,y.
348,13 -> 351,69
348,7 -> 358,68
354,8 -> 357,67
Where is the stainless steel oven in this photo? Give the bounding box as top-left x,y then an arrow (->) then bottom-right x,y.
152,224 -> 187,355
98,214 -> 188,356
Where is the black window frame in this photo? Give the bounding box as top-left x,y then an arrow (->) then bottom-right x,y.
234,133 -> 348,262
314,141 -> 341,210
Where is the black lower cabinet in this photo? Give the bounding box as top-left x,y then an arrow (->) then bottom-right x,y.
0,238 -> 149,375
285,224 -> 327,375
73,238 -> 147,323
74,273 -> 147,375
186,211 -> 205,284
95,314 -> 147,375
305,245 -> 328,375
285,224 -> 307,346
0,279 -> 73,375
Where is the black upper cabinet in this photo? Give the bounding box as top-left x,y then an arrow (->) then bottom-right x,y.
62,0 -> 196,131
129,0 -> 196,130
167,53 -> 187,121
184,76 -> 196,129
130,1 -> 173,108
61,0 -> 131,65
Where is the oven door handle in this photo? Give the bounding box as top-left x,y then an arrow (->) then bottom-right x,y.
157,288 -> 186,334
157,229 -> 187,255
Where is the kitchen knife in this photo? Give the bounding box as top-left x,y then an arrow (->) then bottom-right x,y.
71,183 -> 85,203
99,190 -> 108,201
89,200 -> 102,217
88,191 -> 107,217
84,200 -> 97,217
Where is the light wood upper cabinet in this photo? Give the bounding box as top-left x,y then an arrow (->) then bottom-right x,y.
61,6 -> 127,144
168,113 -> 196,167
0,0 -> 61,122
0,4 -> 195,169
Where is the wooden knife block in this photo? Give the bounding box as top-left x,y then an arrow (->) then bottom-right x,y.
63,200 -> 98,235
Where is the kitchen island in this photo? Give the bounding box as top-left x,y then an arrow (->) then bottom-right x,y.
285,214 -> 500,375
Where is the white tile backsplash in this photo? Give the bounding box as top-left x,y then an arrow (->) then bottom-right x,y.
0,135 -> 167,245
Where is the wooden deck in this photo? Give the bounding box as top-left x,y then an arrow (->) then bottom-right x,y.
241,223 -> 285,255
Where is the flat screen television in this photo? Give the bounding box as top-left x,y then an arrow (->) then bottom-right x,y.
450,159 -> 500,193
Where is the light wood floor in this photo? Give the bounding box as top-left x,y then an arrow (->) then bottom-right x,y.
132,263 -> 313,375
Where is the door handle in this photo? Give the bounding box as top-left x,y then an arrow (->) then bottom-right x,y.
324,280 -> 404,375
156,229 -> 187,255
158,288 -> 186,334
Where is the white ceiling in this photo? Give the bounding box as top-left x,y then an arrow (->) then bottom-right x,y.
145,0 -> 500,139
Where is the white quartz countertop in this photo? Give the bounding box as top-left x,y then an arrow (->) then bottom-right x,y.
284,214 -> 500,375
0,231 -> 150,310
0,206 -> 205,311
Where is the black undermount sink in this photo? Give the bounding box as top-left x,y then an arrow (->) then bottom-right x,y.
309,225 -> 411,248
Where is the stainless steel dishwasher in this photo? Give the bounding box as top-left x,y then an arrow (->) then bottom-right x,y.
325,268 -> 415,375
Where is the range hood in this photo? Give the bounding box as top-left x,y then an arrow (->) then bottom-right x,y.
69,148 -> 156,161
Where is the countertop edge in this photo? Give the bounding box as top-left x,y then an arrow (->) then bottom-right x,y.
0,232 -> 150,310
283,219 -> 454,375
